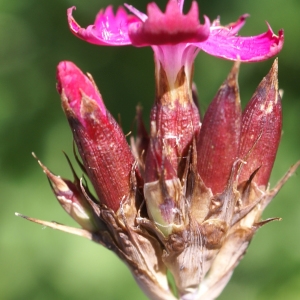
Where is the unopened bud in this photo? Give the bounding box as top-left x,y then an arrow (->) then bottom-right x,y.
197,61 -> 242,194
57,61 -> 134,211
239,59 -> 282,187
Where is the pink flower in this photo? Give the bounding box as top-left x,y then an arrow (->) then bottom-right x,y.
67,0 -> 284,62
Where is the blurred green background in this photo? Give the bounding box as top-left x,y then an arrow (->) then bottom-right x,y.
1,0 -> 299,299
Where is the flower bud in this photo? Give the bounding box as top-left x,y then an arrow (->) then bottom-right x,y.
57,61 -> 134,212
197,61 -> 242,194
239,59 -> 282,187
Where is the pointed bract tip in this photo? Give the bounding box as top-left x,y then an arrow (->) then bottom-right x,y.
271,57 -> 278,71
15,212 -> 94,240
266,57 -> 278,78
32,154 -> 100,231
32,152 -> 50,177
32,153 -> 65,192
226,60 -> 240,89
267,58 -> 279,92
15,212 -> 24,218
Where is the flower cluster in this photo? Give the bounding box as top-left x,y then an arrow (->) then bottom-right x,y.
18,1 -> 300,300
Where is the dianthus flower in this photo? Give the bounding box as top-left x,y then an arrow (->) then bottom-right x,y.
17,1 -> 299,300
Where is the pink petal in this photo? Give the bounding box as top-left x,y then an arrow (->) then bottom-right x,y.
128,0 -> 210,46
56,61 -> 106,118
67,6 -> 137,46
198,20 -> 284,62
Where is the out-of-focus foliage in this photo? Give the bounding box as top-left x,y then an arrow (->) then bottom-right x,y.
1,0 -> 299,299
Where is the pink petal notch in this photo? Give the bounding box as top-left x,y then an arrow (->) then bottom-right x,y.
200,16 -> 284,62
127,0 -> 210,46
67,6 -> 138,46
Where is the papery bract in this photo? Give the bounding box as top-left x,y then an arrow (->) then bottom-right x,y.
33,154 -> 104,232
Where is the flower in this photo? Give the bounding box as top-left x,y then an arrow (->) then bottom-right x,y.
16,1 -> 300,300
67,0 -> 284,81
67,1 -> 283,59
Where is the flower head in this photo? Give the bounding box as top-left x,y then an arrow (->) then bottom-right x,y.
67,1 -> 284,144
17,2 -> 300,300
